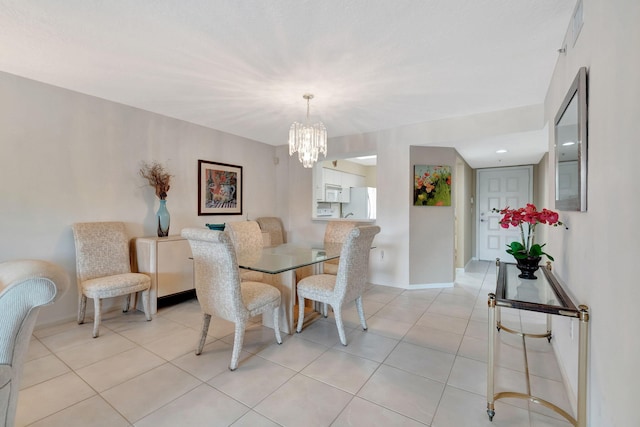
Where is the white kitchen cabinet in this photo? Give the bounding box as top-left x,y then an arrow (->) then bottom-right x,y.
347,172 -> 367,188
135,235 -> 194,314
314,164 -> 324,201
338,187 -> 350,203
323,168 -> 340,186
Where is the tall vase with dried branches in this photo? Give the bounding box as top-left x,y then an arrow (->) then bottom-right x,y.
140,161 -> 173,237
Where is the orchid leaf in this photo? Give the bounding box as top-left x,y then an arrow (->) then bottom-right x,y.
506,241 -> 555,261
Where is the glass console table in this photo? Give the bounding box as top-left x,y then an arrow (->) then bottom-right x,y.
487,260 -> 589,427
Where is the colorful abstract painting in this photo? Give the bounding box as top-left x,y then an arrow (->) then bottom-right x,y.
414,165 -> 451,206
198,160 -> 243,215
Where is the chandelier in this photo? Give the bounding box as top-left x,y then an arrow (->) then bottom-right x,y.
289,93 -> 327,168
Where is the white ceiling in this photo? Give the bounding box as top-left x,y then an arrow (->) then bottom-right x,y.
0,1 -> 576,168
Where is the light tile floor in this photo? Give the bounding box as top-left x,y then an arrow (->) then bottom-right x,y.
17,260 -> 574,426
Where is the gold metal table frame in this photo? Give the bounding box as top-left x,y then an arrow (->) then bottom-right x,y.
487,260 -> 589,427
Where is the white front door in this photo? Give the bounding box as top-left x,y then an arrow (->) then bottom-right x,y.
477,166 -> 532,261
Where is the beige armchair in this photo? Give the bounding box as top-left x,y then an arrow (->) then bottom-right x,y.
296,225 -> 380,345
226,220 -> 266,282
256,217 -> 285,246
72,222 -> 152,338
322,220 -> 358,275
182,228 -> 282,371
0,259 -> 68,427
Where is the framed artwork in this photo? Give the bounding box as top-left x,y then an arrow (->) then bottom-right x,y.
414,165 -> 451,206
198,160 -> 243,215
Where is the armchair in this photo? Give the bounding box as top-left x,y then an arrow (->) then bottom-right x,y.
182,228 -> 282,370
226,221 -> 266,282
0,259 -> 68,427
296,225 -> 380,345
72,222 -> 152,338
256,217 -> 285,247
322,220 -> 358,275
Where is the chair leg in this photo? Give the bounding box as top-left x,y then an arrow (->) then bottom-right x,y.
123,294 -> 131,312
230,320 -> 246,371
273,306 -> 282,344
92,298 -> 102,338
142,289 -> 152,321
78,294 -> 87,324
296,293 -> 306,333
333,304 -> 347,345
196,314 -> 211,355
355,296 -> 368,331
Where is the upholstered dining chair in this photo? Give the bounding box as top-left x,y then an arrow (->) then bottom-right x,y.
296,225 -> 380,345
256,217 -> 285,247
181,228 -> 282,371
72,222 -> 152,338
0,259 -> 68,427
322,220 -> 358,275
227,220 -> 266,282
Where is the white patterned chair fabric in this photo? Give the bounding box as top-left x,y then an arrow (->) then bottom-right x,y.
322,220 -> 359,275
256,217 -> 285,247
226,220 -> 266,282
296,225 -> 380,345
0,259 -> 68,427
72,222 -> 151,338
181,228 -> 282,371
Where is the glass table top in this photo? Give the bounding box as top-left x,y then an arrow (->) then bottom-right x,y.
237,243 -> 342,274
495,262 -> 580,318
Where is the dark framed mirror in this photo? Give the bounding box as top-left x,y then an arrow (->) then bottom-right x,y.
555,67 -> 588,211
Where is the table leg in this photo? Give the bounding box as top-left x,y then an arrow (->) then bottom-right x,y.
261,261 -> 328,335
487,293 -> 496,421
577,305 -> 589,427
261,270 -> 295,334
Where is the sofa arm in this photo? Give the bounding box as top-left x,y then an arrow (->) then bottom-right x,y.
0,260 -> 69,365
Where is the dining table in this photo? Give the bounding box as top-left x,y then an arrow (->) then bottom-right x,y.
236,242 -> 342,334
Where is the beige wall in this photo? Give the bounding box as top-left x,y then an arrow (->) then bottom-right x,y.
409,146 -> 456,285
544,1 -> 639,424
6,6 -> 636,421
0,71 -> 281,325
455,155 -> 474,269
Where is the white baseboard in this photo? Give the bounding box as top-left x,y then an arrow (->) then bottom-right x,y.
402,282 -> 454,289
369,281 -> 454,289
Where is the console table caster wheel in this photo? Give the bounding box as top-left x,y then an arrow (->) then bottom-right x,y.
487,409 -> 495,421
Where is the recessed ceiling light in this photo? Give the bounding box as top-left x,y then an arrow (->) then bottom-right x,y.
496,149 -> 508,154
355,155 -> 376,160
562,141 -> 576,146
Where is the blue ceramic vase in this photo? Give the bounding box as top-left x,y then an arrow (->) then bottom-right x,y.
157,199 -> 170,237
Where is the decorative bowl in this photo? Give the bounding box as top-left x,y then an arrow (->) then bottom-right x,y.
205,223 -> 225,231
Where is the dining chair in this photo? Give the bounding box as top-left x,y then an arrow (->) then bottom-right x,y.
256,217 -> 285,247
296,225 -> 380,345
72,222 -> 152,338
322,220 -> 358,275
181,228 -> 282,370
226,220 -> 266,282
0,259 -> 68,427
